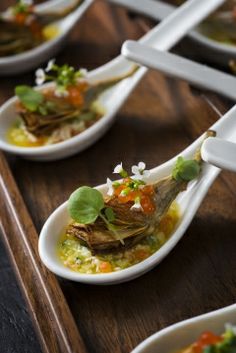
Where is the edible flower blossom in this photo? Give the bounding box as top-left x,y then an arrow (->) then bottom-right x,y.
34,59 -> 87,95
131,197 -> 143,211
106,178 -> 114,196
35,68 -> 46,85
108,162 -> 154,214
132,162 -> 150,180
113,162 -> 128,178
45,59 -> 56,72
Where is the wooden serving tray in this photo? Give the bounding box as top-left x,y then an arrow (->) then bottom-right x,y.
1,2 -> 236,353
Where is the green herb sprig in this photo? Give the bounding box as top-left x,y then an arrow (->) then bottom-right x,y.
15,85 -> 55,115
172,156 -> 200,182
68,186 -> 123,242
13,0 -> 33,15
35,60 -> 86,96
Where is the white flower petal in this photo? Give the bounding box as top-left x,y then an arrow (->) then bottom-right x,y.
45,58 -> 55,72
80,68 -> 88,77
113,163 -> 123,174
131,202 -> 143,211
131,165 -> 139,175
106,178 -> 114,196
35,68 -> 45,86
143,170 -> 151,178
55,88 -> 69,97
138,161 -> 146,170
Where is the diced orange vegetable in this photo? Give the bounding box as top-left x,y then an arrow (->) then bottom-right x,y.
99,261 -> 112,273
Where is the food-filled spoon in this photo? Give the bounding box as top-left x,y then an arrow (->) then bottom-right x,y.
132,304 -> 236,353
0,0 -> 224,161
38,97 -> 236,284
121,41 -> 236,100
0,0 -> 93,75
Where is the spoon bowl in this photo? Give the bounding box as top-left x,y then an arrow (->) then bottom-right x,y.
0,0 -> 93,75
131,304 -> 236,353
0,0 -> 224,160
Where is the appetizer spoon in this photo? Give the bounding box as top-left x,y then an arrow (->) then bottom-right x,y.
0,0 -> 224,161
0,0 -> 94,75
109,0 -> 236,66
38,101 -> 236,285
132,304 -> 236,353
121,41 -> 236,101
202,137 -> 236,172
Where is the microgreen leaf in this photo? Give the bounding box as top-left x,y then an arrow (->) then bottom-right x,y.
105,207 -> 115,222
15,85 -> 44,112
68,186 -> 104,224
172,156 -> 200,181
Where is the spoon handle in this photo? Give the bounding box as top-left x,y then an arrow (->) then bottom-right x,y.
121,41 -> 236,101
202,137 -> 236,172
92,0 -> 224,81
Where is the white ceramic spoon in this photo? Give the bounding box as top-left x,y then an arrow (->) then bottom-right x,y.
121,41 -> 236,173
121,40 -> 236,100
131,304 -> 236,353
0,0 -> 94,75
109,0 -> 236,66
202,137 -> 236,172
38,100 -> 236,285
0,0 -> 224,161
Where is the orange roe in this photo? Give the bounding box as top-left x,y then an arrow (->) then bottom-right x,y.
193,331 -> 223,353
113,178 -> 155,215
15,12 -> 28,25
99,261 -> 112,273
67,82 -> 88,106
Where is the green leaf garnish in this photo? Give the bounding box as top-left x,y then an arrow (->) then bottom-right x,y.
68,186 -> 104,224
172,156 -> 200,181
105,207 -> 115,222
15,85 -> 44,113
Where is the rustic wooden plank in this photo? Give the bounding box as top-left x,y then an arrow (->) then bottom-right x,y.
0,152 -> 88,353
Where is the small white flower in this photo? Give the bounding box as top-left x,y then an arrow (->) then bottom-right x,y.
35,68 -> 46,86
79,68 -> 88,77
225,323 -> 236,334
132,161 -> 150,180
54,87 -> 69,97
106,178 -> 114,196
113,162 -> 123,174
45,58 -> 55,72
131,198 -> 143,211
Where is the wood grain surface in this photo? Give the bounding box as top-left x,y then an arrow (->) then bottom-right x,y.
1,1 -> 236,353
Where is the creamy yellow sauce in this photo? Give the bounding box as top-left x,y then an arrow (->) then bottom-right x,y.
57,202 -> 180,274
43,24 -> 60,41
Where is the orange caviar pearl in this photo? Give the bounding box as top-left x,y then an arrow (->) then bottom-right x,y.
142,185 -> 155,195
67,83 -> 88,106
140,195 -> 155,214
15,13 -> 27,25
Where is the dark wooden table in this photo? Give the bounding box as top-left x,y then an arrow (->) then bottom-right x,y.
1,1 -> 236,353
